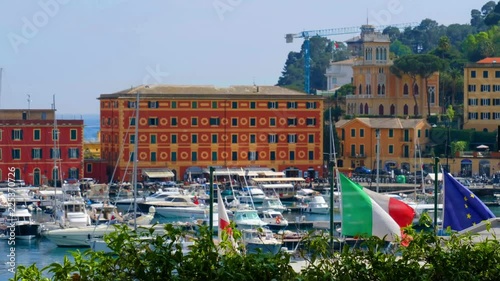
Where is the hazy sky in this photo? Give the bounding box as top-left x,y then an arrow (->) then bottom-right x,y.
0,0 -> 486,115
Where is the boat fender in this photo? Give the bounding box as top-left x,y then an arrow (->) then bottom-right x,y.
276,217 -> 281,224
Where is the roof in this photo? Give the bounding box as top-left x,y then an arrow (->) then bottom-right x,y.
335,118 -> 428,129
99,85 -> 314,99
476,57 -> 500,64
330,58 -> 354,65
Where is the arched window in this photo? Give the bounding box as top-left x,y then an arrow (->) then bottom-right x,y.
413,84 -> 419,96
390,104 -> 395,115
414,104 -> 419,116
403,84 -> 409,95
376,48 -> 380,60
366,85 -> 369,95
359,84 -> 362,95
381,84 -> 385,95
359,103 -> 364,114
379,104 -> 384,115
377,84 -> 381,95
34,168 -> 41,186
364,103 -> 369,114
403,104 -> 409,115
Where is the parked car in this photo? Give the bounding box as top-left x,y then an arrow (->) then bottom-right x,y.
354,166 -> 371,174
371,169 -> 388,175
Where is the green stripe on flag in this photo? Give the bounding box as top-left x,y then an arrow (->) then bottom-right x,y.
340,173 -> 373,236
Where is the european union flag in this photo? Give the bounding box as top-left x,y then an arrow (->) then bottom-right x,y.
443,172 -> 495,231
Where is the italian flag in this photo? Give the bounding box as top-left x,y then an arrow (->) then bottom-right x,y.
363,188 -> 415,228
217,189 -> 233,239
339,173 -> 403,241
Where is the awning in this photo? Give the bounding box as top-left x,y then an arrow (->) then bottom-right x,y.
426,173 -> 443,181
256,171 -> 286,177
142,169 -> 174,178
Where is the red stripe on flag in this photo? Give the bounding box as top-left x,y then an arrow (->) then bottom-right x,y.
388,198 -> 415,227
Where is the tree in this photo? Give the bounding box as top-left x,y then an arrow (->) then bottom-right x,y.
390,39 -> 413,58
390,55 -> 422,117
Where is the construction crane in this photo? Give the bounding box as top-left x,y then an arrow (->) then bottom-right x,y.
285,22 -> 418,94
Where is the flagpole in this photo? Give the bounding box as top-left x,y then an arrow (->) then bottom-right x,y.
433,157 -> 440,234
209,167 -> 215,236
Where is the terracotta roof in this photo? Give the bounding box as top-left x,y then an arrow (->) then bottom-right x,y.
100,85 -> 310,99
476,57 -> 500,64
336,118 -> 428,129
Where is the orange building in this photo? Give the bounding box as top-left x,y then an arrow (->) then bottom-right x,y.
98,85 -> 325,182
335,118 -> 432,172
0,109 -> 84,185
345,25 -> 440,118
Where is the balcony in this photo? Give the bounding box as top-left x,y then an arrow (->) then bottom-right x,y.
350,153 -> 367,158
458,151 -> 492,158
346,94 -> 371,99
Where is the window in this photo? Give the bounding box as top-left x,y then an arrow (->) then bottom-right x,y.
127,101 -> 136,108
270,151 -> 276,161
231,118 -> 238,126
308,134 -> 314,143
308,151 -> 314,160
306,102 -> 317,109
130,135 -> 135,144
480,98 -> 491,106
389,145 -> 394,154
306,118 -> 316,126
481,85 -> 491,92
150,134 -> 157,144
129,152 -> 135,161
250,134 -> 256,143
494,99 -> 500,105
471,70 -> 476,78
130,117 -> 136,126
191,117 -> 198,126
232,101 -> 238,109
468,99 -> 478,106
192,101 -> 197,109
287,118 -> 297,126
287,101 -> 297,109
248,151 -> 258,161
232,151 -> 238,161
288,134 -> 297,143
33,129 -> 40,141
212,101 -> 217,108
388,129 -> 394,138
68,148 -> 79,159
468,85 -> 476,92
86,163 -> 92,173
0,148 -> 2,160
12,129 -> 24,140
480,112 -> 491,120
289,151 -> 295,161
250,118 -> 256,127
493,112 -> 500,119
413,84 -> 419,96
192,134 -> 198,144
268,134 -> 277,143
149,118 -> 159,126
70,129 -> 77,140
210,117 -> 220,126
268,101 -> 278,109
468,112 -> 478,120
50,148 -> 60,159
171,117 -> 178,126
151,152 -> 157,162
171,134 -> 177,144
12,149 -> 21,160
418,130 -> 421,138
0,130 -> 2,141
191,152 -> 197,161
211,152 -> 218,161
483,70 -> 488,78
494,85 -> 500,92
148,101 -> 159,108
425,129 -> 429,137
171,152 -> 177,161
250,102 -> 256,109
32,148 -> 42,159
360,129 -> 364,137
360,144 -> 365,155
351,129 -> 356,137
171,101 -> 177,108
212,134 -> 218,143
270,118 -> 276,126
231,134 -> 238,144
350,144 -> 356,157
496,71 -> 500,78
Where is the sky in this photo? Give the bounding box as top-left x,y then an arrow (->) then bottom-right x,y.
0,0 -> 488,115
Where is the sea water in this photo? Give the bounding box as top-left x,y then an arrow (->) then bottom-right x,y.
1,204 -> 499,279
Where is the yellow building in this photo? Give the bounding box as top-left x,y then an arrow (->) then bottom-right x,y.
345,25 -> 440,118
335,117 -> 432,172
463,57 -> 500,132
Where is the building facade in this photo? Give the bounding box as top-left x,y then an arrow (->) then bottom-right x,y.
0,109 -> 84,186
325,59 -> 354,91
335,118 -> 432,172
98,85 -> 325,182
463,57 -> 500,132
345,25 -> 440,118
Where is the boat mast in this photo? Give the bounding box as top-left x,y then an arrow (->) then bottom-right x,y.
132,91 -> 140,230
52,95 -> 58,206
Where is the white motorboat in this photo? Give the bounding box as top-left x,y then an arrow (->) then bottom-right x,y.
259,209 -> 288,230
241,228 -> 282,255
257,196 -> 288,213
115,187 -> 183,212
238,186 -> 266,204
0,206 -> 41,240
301,195 -> 330,214
53,199 -> 92,228
231,209 -> 268,230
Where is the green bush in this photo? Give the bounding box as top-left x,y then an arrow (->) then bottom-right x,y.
11,223 -> 500,281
